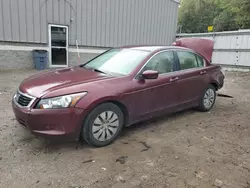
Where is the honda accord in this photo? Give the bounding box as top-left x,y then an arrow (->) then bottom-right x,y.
12,38 -> 225,147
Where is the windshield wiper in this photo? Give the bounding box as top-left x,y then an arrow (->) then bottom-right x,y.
83,66 -> 109,75
92,68 -> 108,75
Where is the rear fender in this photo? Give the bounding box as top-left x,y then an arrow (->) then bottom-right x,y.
206,65 -> 225,90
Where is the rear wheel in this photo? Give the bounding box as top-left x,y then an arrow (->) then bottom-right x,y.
198,85 -> 216,112
81,103 -> 124,147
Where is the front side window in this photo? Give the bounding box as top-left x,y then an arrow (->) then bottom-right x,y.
142,51 -> 175,74
177,51 -> 199,70
82,49 -> 150,76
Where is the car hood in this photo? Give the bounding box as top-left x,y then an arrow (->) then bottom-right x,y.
173,38 -> 214,62
19,66 -> 110,98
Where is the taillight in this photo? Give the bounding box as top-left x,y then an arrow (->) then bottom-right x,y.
221,68 -> 226,76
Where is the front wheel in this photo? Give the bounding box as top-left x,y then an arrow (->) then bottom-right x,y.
198,85 -> 216,112
81,103 -> 124,147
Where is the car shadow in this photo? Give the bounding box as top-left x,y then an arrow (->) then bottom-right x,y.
120,108 -> 197,138
20,109 -> 197,154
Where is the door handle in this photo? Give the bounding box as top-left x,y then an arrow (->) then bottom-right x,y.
170,77 -> 179,82
200,70 -> 207,75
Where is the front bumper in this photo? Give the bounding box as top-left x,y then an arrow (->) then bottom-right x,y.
12,100 -> 85,140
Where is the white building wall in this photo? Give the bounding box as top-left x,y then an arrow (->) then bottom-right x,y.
177,30 -> 250,68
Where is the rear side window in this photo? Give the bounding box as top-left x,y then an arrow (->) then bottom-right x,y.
196,55 -> 205,67
177,51 -> 198,70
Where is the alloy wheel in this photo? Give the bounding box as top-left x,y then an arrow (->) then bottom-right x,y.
203,88 -> 215,109
92,111 -> 119,141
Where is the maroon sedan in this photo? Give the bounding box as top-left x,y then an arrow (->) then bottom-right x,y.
12,38 -> 224,147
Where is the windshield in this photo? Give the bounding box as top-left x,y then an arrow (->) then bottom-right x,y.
82,49 -> 150,76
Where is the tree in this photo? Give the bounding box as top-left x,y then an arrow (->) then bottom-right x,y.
178,0 -> 250,33
178,0 -> 220,33
229,0 -> 250,29
213,10 -> 237,31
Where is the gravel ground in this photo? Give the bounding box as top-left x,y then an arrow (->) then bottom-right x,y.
0,70 -> 250,188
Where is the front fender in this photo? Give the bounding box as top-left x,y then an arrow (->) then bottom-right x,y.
75,95 -> 123,111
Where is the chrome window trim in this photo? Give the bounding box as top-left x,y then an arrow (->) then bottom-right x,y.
172,66 -> 203,73
13,89 -> 36,109
134,50 -> 174,79
134,49 -> 208,80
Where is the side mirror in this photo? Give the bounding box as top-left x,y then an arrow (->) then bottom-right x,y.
141,70 -> 159,80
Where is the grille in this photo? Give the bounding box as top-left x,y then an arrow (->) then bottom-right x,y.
16,93 -> 32,107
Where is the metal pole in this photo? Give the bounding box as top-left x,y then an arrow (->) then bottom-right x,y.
76,40 -> 80,63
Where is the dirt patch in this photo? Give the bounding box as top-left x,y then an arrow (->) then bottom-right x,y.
0,70 -> 250,188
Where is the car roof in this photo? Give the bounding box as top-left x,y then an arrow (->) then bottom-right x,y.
117,45 -> 192,52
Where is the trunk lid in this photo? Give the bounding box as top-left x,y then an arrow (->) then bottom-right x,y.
173,38 -> 214,62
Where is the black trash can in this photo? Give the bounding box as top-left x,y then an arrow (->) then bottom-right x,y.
32,50 -> 48,70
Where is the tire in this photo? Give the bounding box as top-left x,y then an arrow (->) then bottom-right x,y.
81,103 -> 124,147
197,85 -> 216,112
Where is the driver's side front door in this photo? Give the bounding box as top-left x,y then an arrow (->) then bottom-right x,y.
121,50 -> 180,123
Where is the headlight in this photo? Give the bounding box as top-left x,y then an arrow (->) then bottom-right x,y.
36,92 -> 87,109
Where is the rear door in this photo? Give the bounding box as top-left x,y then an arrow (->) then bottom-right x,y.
174,50 -> 209,104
